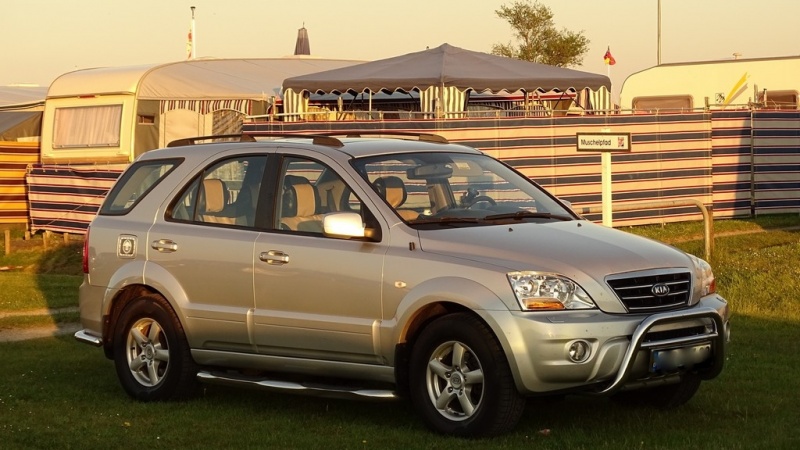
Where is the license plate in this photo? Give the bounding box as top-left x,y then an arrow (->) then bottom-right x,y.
650,344 -> 711,372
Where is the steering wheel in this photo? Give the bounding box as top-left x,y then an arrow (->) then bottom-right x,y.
468,195 -> 496,208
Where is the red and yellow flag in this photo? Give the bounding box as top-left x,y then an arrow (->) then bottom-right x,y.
186,27 -> 193,59
603,47 -> 616,65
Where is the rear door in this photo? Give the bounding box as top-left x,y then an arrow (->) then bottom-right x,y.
145,154 -> 269,352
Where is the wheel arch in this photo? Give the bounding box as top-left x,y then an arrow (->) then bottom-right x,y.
103,284 -> 168,358
390,276 -> 513,397
101,262 -> 190,359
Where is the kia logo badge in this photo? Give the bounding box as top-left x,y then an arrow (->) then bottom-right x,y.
651,283 -> 670,297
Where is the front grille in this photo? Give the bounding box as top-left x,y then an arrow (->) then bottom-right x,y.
606,270 -> 692,312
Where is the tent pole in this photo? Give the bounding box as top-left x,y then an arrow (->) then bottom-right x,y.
439,83 -> 445,119
524,90 -> 529,116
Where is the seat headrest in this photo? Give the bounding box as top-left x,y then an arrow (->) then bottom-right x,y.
202,179 -> 227,213
282,176 -> 317,217
374,176 -> 407,208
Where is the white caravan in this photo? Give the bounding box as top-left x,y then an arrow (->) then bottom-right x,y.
619,56 -> 800,112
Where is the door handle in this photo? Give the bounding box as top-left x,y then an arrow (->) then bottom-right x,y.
151,239 -> 178,252
259,250 -> 289,265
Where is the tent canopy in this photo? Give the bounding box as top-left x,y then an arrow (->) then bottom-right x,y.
0,111 -> 41,141
0,86 -> 47,110
283,43 -> 611,95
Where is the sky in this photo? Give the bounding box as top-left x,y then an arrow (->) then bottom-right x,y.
3,0 -> 799,100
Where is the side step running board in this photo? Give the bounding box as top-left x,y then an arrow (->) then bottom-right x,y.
197,370 -> 399,401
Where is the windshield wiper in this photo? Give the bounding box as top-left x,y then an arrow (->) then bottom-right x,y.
412,216 -> 482,227
484,211 -> 572,222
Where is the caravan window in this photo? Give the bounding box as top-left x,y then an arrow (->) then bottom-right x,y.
53,105 -> 123,148
632,95 -> 693,113
760,90 -> 798,109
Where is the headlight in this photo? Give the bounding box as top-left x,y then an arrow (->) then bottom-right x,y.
690,255 -> 716,296
507,272 -> 596,311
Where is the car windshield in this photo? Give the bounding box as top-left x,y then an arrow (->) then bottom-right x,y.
352,152 -> 574,228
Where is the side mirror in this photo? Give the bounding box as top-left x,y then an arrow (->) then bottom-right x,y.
323,212 -> 366,239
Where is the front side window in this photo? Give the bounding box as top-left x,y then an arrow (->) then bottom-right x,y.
53,105 -> 123,148
100,158 -> 182,215
275,156 -> 364,234
352,152 -> 574,228
169,156 -> 267,227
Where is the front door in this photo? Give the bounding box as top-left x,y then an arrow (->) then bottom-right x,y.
252,155 -> 385,364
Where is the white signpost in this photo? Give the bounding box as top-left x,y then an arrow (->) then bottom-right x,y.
576,131 -> 632,226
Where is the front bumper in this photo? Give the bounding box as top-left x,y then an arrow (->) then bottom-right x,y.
490,294 -> 729,395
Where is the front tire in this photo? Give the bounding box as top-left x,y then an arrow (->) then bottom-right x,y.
113,294 -> 198,401
409,313 -> 525,437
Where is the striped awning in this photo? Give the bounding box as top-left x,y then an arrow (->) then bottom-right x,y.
420,86 -> 468,118
160,99 -> 251,115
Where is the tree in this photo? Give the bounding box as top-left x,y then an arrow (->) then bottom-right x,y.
492,0 -> 589,68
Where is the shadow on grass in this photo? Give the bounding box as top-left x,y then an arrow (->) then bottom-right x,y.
0,233 -> 84,338
34,237 -> 84,314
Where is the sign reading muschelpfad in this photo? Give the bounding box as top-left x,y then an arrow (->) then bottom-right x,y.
576,133 -> 631,152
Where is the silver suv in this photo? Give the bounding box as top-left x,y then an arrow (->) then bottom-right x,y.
76,133 -> 730,437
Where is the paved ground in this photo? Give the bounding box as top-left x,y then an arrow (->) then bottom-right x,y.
0,307 -> 81,342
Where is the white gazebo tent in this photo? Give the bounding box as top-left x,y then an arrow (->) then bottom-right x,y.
282,44 -> 612,120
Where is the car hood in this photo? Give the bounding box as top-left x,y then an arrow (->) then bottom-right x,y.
417,220 -> 692,279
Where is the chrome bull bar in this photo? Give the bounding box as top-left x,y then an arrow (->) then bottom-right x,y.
597,306 -> 727,395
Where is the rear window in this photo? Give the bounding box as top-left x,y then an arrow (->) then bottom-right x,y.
99,158 -> 182,215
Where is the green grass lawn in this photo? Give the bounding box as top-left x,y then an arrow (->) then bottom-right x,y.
1,217 -> 800,448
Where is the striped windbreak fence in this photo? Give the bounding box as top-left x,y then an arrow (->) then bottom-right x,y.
19,111 -> 800,234
711,111 -> 752,218
0,141 -> 39,224
752,111 -> 800,214
245,113 -> 714,226
26,164 -> 127,233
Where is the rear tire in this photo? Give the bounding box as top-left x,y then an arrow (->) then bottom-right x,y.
409,313 -> 525,437
113,294 -> 198,401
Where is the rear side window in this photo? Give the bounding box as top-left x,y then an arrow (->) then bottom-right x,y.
168,156 -> 268,228
100,158 -> 182,215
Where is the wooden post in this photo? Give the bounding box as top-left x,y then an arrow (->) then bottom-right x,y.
64,233 -> 70,244
43,230 -> 50,250
4,230 -> 10,256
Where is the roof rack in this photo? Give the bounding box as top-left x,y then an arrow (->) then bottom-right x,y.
168,133 -> 344,148
167,131 -> 448,149
167,134 -> 256,147
240,132 -> 344,148
321,131 -> 449,144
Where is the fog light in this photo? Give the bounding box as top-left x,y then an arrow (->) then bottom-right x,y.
567,340 -> 591,363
